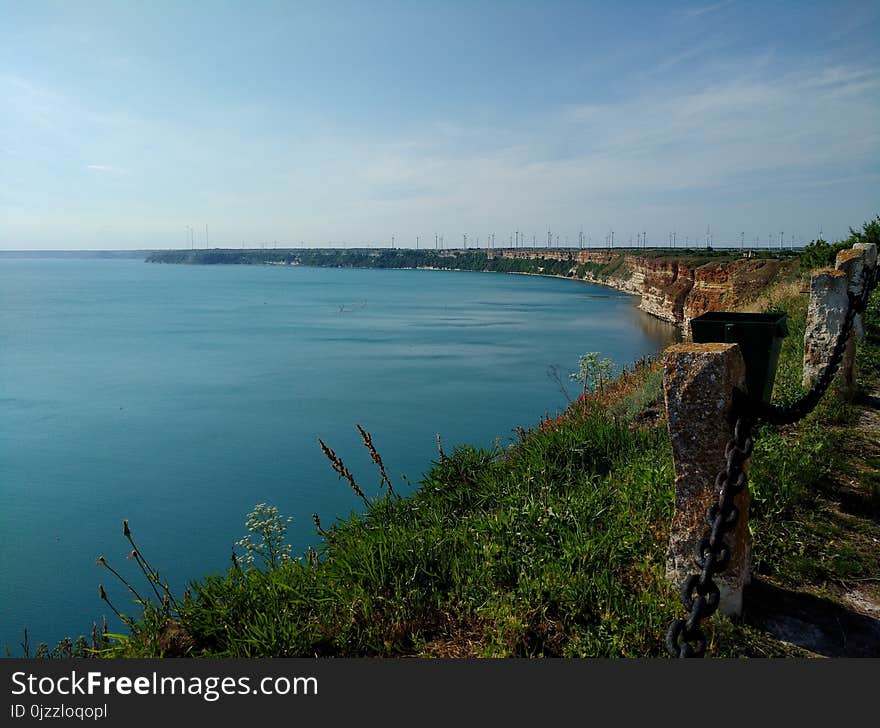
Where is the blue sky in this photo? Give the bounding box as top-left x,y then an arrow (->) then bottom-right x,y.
2,0 -> 878,249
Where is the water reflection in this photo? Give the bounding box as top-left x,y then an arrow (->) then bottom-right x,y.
624,299 -> 681,349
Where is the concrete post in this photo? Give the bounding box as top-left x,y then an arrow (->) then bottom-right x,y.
835,248 -> 867,398
836,248 -> 866,296
852,243 -> 877,340
802,269 -> 849,388
663,342 -> 750,616
853,242 -> 877,272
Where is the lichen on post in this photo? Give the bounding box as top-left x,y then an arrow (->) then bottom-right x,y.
663,342 -> 750,616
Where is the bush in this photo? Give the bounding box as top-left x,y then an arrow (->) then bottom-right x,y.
798,238 -> 849,271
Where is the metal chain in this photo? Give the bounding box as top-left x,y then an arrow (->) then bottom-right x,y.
666,260 -> 878,658
666,415 -> 753,657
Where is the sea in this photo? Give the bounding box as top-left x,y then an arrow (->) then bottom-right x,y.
0,257 -> 675,650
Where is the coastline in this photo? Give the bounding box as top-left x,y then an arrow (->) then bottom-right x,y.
144,248 -> 800,330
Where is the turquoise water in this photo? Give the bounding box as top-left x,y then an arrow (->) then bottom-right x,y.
0,258 -> 674,649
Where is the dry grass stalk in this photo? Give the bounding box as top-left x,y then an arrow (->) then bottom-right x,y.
96,555 -> 146,606
356,424 -> 396,497
312,512 -> 331,539
98,584 -> 132,627
318,438 -> 370,507
122,520 -> 180,611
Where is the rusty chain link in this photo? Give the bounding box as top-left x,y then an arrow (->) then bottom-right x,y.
667,260 -> 879,658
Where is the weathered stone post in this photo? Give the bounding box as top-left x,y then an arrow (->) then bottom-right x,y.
853,242 -> 877,275
802,269 -> 849,388
803,245 -> 879,393
834,248 -> 867,398
836,247 -> 867,297
852,243 -> 877,341
663,342 -> 750,616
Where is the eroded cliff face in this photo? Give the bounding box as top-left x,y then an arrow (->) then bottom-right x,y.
494,249 -> 789,328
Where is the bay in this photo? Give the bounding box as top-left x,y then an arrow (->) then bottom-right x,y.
0,258 -> 675,649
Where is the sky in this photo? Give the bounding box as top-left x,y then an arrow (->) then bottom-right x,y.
1,0 -> 879,250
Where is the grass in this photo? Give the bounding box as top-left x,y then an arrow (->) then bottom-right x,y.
27,251 -> 879,659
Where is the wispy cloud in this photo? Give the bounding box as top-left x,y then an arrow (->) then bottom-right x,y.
312,59 -> 879,242
86,164 -> 129,175
649,43 -> 714,75
685,0 -> 735,19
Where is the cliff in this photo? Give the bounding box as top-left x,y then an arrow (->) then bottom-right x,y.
490,249 -> 793,329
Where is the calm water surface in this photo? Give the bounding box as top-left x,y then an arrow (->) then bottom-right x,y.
0,258 -> 674,648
